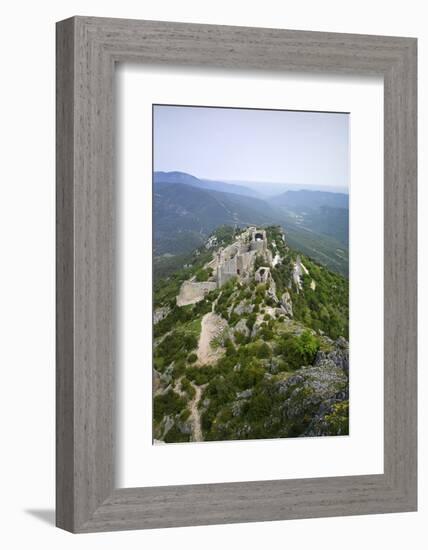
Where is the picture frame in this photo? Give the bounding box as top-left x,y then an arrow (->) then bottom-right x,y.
56,16 -> 417,533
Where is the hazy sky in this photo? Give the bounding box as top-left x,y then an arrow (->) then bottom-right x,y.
153,105 -> 349,188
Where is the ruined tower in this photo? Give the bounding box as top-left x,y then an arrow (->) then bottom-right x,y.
249,228 -> 268,253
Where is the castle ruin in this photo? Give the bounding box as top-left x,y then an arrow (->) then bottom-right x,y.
177,227 -> 272,307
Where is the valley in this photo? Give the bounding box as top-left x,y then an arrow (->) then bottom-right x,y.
153,171 -> 349,278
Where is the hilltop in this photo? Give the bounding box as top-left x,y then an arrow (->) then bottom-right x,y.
153,225 -> 349,444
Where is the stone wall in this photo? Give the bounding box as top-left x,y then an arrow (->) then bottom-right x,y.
176,281 -> 217,307
255,266 -> 271,283
177,227 -> 270,304
249,229 -> 268,254
217,256 -> 238,287
237,250 -> 256,275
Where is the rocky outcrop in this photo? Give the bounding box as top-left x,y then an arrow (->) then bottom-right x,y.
314,337 -> 349,375
154,306 -> 171,324
292,255 -> 309,292
280,291 -> 293,317
305,400 -> 349,437
275,363 -> 348,432
234,318 -> 251,338
233,301 -> 254,316
237,388 -> 253,400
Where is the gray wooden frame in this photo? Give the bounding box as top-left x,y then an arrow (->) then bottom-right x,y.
56,16 -> 417,533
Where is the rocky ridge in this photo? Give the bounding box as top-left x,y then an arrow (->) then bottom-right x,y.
153,225 -> 349,443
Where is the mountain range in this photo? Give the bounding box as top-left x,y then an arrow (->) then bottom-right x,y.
153,171 -> 349,276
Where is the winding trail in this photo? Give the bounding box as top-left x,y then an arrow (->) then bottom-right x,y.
190,296 -> 225,441
190,384 -> 204,442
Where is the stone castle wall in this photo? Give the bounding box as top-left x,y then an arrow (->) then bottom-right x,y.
237,250 -> 256,275
176,281 -> 217,307
217,257 -> 238,287
176,227 -> 270,307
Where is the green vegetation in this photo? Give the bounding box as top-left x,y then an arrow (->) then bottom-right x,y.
195,267 -> 213,282
180,377 -> 196,400
153,390 -> 187,423
164,425 -> 191,443
153,224 -> 349,443
266,226 -> 348,339
323,401 -> 349,435
154,329 -> 199,370
153,172 -> 349,277
275,331 -> 320,370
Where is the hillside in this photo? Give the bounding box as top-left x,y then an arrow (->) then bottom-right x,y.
153,225 -> 349,444
153,181 -> 284,255
272,189 -> 349,210
271,189 -> 349,251
154,171 -> 261,197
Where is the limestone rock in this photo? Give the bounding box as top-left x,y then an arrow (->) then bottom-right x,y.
314,338 -> 349,374
153,306 -> 170,324
176,420 -> 193,435
276,363 -> 348,422
234,318 -> 250,338
233,300 -> 254,316
236,388 -> 253,400
280,291 -> 293,317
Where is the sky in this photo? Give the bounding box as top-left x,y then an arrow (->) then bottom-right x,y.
153,105 -> 349,189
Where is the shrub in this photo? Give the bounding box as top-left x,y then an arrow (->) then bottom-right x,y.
276,331 -> 319,370
179,408 -> 191,421
256,342 -> 271,359
186,365 -> 217,385
259,325 -> 274,341
173,359 -> 186,378
153,390 -> 187,423
228,312 -> 240,326
181,377 -> 196,400
234,331 -> 247,345
225,338 -> 236,357
164,425 -> 190,443
195,267 -> 213,282
323,401 -> 349,435
246,313 -> 257,332
155,330 -> 199,367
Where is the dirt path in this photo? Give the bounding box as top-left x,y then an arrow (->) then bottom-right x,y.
171,378 -> 204,442
190,384 -> 204,442
197,312 -> 227,365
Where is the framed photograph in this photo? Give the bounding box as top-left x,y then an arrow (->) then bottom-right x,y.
150,104 -> 351,446
56,17 -> 417,532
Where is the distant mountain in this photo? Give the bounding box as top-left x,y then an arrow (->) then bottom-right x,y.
272,190 -> 349,210
269,190 -> 349,248
154,171 -> 201,186
227,181 -> 349,197
154,171 -> 261,198
153,171 -> 349,276
153,182 -> 283,256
